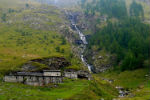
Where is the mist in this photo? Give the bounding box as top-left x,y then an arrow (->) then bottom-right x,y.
34,0 -> 80,7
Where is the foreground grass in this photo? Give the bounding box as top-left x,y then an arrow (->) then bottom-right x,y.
70,76 -> 118,100
0,79 -> 89,100
0,77 -> 119,100
98,68 -> 150,100
1,68 -> 148,100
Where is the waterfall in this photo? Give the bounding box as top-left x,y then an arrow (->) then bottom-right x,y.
68,12 -> 93,73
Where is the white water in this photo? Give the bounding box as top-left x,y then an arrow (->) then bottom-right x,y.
69,13 -> 93,72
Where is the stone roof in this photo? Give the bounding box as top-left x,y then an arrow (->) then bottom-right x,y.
43,70 -> 61,72
16,72 -> 43,76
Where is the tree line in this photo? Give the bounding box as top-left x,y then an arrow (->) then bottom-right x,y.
81,0 -> 149,71
88,17 -> 150,71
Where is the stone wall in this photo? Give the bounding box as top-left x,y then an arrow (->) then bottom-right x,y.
4,75 -> 62,86
64,72 -> 78,79
4,76 -> 20,83
43,71 -> 61,77
4,70 -> 92,86
64,71 -> 91,80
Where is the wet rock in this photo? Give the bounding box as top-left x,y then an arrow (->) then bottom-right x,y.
101,98 -> 104,100
145,74 -> 149,77
98,56 -> 103,59
102,78 -> 114,83
75,40 -> 83,45
116,86 -> 130,97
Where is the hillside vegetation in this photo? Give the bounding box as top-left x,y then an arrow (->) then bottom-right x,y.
79,0 -> 150,99
0,0 -> 149,100
88,17 -> 150,71
81,0 -> 150,71
0,0 -> 83,73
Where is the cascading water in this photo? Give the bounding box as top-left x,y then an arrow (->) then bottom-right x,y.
67,12 -> 93,73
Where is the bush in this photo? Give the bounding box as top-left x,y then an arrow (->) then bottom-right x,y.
1,13 -> 6,22
55,46 -> 60,52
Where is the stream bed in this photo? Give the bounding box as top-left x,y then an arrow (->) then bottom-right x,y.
66,11 -> 93,72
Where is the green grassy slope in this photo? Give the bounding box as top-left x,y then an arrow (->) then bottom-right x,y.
0,1 -> 149,100
0,79 -> 89,100
0,0 -> 83,73
0,0 -> 40,8
0,77 -> 119,100
0,68 -> 149,100
99,68 -> 150,100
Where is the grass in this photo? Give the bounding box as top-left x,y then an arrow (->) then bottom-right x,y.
98,68 -> 150,100
0,1 -> 84,73
69,75 -> 118,100
99,68 -> 149,88
0,1 -> 149,100
0,76 -> 119,100
119,80 -> 150,100
0,79 -> 89,100
0,24 -> 73,72
0,0 -> 40,9
0,68 -> 149,100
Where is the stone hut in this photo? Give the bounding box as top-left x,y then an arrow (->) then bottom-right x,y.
64,70 -> 91,80
4,70 -> 62,86
77,70 -> 91,80
64,71 -> 78,79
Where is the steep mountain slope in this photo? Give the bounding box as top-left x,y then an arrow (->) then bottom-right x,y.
75,0 -> 150,99
77,0 -> 150,72
0,0 -> 149,100
33,0 -> 80,8
0,0 -> 83,73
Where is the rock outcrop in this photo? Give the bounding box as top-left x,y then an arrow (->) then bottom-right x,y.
21,57 -> 71,72
84,50 -> 116,73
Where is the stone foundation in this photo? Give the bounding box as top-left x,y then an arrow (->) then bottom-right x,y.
64,72 -> 78,79
4,75 -> 62,86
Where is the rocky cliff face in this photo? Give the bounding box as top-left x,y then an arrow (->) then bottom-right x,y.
3,5 -> 67,31
21,57 -> 71,72
84,49 -> 116,73
65,11 -> 114,73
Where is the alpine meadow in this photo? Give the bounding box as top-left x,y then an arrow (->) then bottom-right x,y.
0,0 -> 150,100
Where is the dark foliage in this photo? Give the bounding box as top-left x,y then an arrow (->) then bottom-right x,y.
82,0 -> 127,18
88,17 -> 150,71
130,0 -> 144,17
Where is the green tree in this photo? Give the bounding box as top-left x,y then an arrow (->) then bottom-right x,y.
130,0 -> 144,18
61,37 -> 66,45
88,18 -> 150,71
25,3 -> 29,8
55,46 -> 60,52
61,49 -> 65,53
1,13 -> 6,22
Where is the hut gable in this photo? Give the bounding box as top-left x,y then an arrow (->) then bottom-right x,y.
43,70 -> 61,76
16,72 -> 43,76
64,71 -> 78,79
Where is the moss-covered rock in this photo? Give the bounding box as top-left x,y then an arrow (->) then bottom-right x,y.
21,57 -> 71,72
